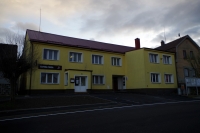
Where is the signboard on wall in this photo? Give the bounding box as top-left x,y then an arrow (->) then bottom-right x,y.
70,78 -> 75,83
38,64 -> 62,70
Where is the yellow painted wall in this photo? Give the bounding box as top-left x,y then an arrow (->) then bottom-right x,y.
125,49 -> 146,88
26,40 -> 126,90
24,34 -> 178,91
144,49 -> 177,88
125,48 -> 177,89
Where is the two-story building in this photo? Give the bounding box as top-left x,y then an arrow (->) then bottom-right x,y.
155,35 -> 200,92
21,29 -> 177,94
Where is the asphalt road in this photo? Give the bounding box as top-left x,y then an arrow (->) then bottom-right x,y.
1,100 -> 200,133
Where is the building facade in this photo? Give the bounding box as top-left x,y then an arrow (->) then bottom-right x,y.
22,29 -> 177,93
155,35 -> 200,89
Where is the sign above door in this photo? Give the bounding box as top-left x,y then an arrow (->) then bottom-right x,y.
38,64 -> 62,70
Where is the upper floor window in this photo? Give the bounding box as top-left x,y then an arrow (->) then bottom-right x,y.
192,69 -> 196,77
93,75 -> 104,84
150,73 -> 160,83
111,57 -> 121,66
163,55 -> 171,64
69,52 -> 82,62
149,53 -> 159,63
43,49 -> 58,60
41,73 -> 59,84
183,50 -> 187,59
190,51 -> 194,59
92,55 -> 103,64
184,68 -> 189,77
164,74 -> 173,83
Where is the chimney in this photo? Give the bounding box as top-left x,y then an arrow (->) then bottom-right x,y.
135,38 -> 140,50
161,40 -> 165,46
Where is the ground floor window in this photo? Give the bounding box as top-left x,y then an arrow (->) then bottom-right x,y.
164,74 -> 173,83
41,73 -> 59,84
151,73 -> 160,83
93,75 -> 104,84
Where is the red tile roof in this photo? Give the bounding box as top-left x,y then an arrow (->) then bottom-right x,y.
26,29 -> 134,53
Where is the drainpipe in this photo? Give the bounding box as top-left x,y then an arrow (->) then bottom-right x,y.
91,71 -> 92,93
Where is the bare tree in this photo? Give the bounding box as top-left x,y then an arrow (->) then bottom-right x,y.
187,51 -> 200,77
0,32 -> 38,101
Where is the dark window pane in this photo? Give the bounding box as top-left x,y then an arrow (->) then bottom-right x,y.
99,56 -> 102,64
53,74 -> 58,83
47,73 -> 52,83
43,49 -> 47,59
54,51 -> 58,60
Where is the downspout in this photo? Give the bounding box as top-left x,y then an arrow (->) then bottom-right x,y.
29,42 -> 33,95
90,71 -> 92,93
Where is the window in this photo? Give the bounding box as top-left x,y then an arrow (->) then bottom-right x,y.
163,55 -> 171,64
92,55 -> 103,64
183,50 -> 187,59
41,73 -> 59,84
69,52 -> 82,62
190,51 -> 194,58
150,73 -> 160,83
43,49 -> 58,60
111,57 -> 121,66
149,53 -> 159,63
93,75 -> 104,84
164,74 -> 173,83
65,73 -> 68,85
192,69 -> 196,77
184,68 -> 189,77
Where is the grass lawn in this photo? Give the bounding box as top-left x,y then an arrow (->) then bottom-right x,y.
0,95 -> 109,111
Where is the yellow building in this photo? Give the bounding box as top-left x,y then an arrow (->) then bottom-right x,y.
125,48 -> 177,90
21,29 -> 177,93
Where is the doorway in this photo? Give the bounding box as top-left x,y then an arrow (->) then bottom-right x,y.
74,76 -> 87,92
112,75 -> 126,91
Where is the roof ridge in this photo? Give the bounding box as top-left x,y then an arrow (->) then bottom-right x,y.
26,29 -> 133,48
166,35 -> 189,45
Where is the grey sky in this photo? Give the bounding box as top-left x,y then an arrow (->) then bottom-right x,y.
0,0 -> 199,47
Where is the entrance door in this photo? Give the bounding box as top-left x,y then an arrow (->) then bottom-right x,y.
113,77 -> 118,91
74,76 -> 87,92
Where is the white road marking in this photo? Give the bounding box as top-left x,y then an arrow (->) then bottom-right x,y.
0,100 -> 200,122
0,102 -> 116,113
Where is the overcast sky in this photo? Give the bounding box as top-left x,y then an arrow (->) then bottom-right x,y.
0,0 -> 200,48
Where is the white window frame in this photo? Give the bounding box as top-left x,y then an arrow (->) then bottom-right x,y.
111,57 -> 122,66
69,52 -> 83,62
92,54 -> 104,64
164,74 -> 174,83
41,72 -> 60,84
149,53 -> 159,63
150,73 -> 161,83
92,75 -> 105,85
65,72 -> 68,85
163,55 -> 172,64
43,48 -> 59,60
